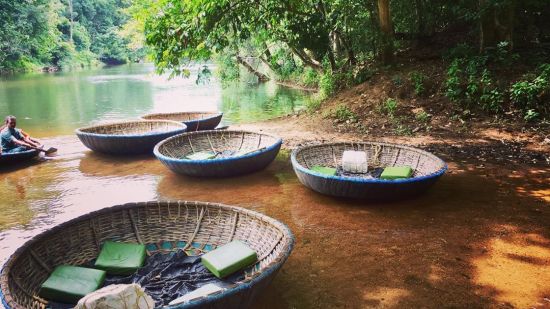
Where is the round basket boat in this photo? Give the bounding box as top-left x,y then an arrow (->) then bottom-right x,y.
142,112 -> 223,131
0,149 -> 39,165
291,142 -> 447,200
154,130 -> 282,177
76,120 -> 187,155
0,201 -> 294,309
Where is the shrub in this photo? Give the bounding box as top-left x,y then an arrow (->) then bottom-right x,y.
332,105 -> 358,123
319,72 -> 336,98
213,51 -> 240,83
391,75 -> 403,86
383,98 -> 398,117
415,111 -> 431,123
409,71 -> 427,95
509,64 -> 550,112
445,59 -> 463,102
302,67 -> 319,87
524,109 -> 539,121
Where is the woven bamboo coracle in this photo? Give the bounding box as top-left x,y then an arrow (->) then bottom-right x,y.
142,112 -> 223,131
75,120 -> 187,155
0,201 -> 294,309
0,149 -> 39,165
154,130 -> 282,177
291,142 -> 447,200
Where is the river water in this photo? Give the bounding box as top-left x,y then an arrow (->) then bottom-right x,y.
1,64 -> 549,308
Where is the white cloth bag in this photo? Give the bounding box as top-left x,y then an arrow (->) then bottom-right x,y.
75,284 -> 155,309
342,150 -> 368,173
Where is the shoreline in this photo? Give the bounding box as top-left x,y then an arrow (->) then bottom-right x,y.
233,113 -> 550,168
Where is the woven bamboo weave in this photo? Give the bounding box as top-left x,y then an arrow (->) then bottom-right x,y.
0,201 -> 294,309
154,130 -> 282,177
142,112 -> 223,131
291,142 -> 447,200
76,120 -> 187,155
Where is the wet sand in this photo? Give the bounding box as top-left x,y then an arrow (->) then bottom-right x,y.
1,132 -> 549,308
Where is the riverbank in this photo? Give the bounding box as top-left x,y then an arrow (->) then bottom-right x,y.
230,113 -> 550,308
0,115 -> 549,308
234,111 -> 550,168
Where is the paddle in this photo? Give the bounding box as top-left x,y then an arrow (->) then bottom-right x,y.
28,145 -> 57,155
20,130 -> 57,155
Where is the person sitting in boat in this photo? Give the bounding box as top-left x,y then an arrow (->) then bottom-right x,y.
0,115 -> 43,154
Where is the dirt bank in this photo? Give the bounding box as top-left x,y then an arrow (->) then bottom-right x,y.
234,112 -> 549,168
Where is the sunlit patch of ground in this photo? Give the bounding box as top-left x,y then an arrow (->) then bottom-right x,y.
363,287 -> 411,308
473,228 -> 550,308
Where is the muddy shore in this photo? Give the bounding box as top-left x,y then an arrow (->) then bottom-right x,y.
232,113 -> 550,308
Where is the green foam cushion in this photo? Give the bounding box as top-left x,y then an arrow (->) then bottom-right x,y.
201,240 -> 257,279
94,241 -> 146,275
380,166 -> 414,180
185,151 -> 217,160
311,165 -> 337,176
39,265 -> 106,304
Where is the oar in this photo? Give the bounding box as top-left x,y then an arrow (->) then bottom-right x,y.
42,147 -> 57,155
28,145 -> 57,155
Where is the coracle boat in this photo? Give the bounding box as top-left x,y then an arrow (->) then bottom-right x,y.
0,201 -> 294,309
291,142 -> 447,200
76,120 -> 187,155
142,112 -> 223,131
154,130 -> 282,177
0,149 -> 39,165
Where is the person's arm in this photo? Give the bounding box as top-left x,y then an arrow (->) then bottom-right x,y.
12,137 -> 37,149
19,130 -> 41,148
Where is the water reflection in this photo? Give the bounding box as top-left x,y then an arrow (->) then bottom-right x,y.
0,64 -> 310,137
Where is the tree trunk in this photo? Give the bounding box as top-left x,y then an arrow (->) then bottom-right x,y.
289,46 -> 323,72
479,0 -> 497,51
377,0 -> 394,64
236,55 -> 270,82
68,0 -> 74,43
480,0 -> 515,52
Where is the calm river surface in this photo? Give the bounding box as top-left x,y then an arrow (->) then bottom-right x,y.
1,64 -> 549,308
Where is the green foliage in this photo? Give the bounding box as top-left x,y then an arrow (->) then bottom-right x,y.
409,71 -> 427,95
415,111 -> 431,123
445,54 -> 504,112
391,75 -> 404,87
523,109 -> 539,122
319,72 -> 337,98
445,58 -> 463,102
213,51 -> 240,84
305,96 -> 323,113
0,0 -> 137,72
329,105 -> 358,123
382,98 -> 398,117
394,122 -> 413,136
301,67 -> 319,88
509,64 -> 550,112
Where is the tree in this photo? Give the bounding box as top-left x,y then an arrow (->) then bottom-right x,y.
377,0 -> 394,64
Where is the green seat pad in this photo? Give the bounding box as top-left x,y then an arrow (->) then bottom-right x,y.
380,166 -> 414,180
201,240 -> 257,279
39,265 -> 106,304
94,241 -> 146,275
311,165 -> 337,176
185,151 -> 217,160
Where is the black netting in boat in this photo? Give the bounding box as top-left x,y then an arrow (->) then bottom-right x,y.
49,251 -> 242,308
